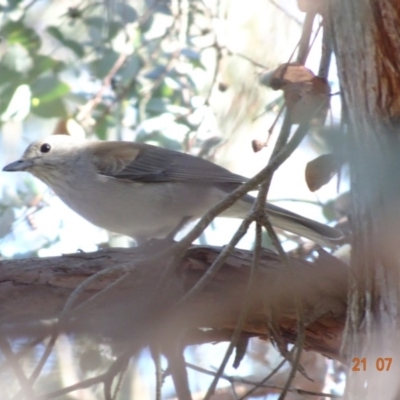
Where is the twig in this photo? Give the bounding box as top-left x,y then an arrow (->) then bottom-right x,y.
277,320 -> 305,400
237,353 -> 289,400
176,216 -> 253,305
76,52 -> 128,124
318,15 -> 333,78
151,343 -> 163,400
72,271 -> 131,315
225,48 -> 270,69
103,355 -> 130,400
186,362 -> 341,398
61,263 -> 135,315
0,333 -> 35,399
26,331 -> 58,386
164,345 -> 192,400
33,372 -> 106,400
203,223 -> 262,399
268,0 -> 303,25
297,10 -> 316,64
0,337 -> 43,373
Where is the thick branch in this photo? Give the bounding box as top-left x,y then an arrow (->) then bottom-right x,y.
0,246 -> 347,361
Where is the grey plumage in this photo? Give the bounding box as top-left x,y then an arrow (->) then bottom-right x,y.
3,135 -> 343,246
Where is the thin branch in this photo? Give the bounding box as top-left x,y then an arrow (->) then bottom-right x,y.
152,343 -> 163,400
33,373 -> 106,400
238,356 -> 288,400
76,52 -> 128,124
318,15 -> 333,78
176,216 -> 252,305
203,223 -> 262,399
277,324 -> 305,399
61,264 -> 134,316
0,334 -> 35,399
186,362 -> 341,398
268,0 -> 303,25
0,337 -> 43,373
297,10 -> 316,64
26,332 -> 58,387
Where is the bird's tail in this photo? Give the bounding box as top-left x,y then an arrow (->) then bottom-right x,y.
223,195 -> 343,247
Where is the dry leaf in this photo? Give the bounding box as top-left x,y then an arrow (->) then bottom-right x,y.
305,153 -> 340,192
251,139 -> 266,153
285,76 -> 330,124
270,63 -> 315,90
264,63 -> 330,124
52,118 -> 85,138
297,0 -> 324,13
52,119 -> 69,135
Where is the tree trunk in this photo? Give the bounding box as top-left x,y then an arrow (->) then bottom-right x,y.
330,1 -> 400,397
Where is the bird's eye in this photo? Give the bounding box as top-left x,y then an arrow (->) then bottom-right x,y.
40,143 -> 51,153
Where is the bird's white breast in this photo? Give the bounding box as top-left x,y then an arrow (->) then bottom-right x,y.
49,172 -> 232,240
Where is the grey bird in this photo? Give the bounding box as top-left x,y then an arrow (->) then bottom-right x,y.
3,135 -> 343,246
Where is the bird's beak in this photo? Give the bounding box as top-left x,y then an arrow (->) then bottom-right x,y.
3,159 -> 34,172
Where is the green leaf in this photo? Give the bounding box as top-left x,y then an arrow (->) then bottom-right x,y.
84,17 -> 123,42
31,98 -> 67,118
0,0 -> 23,11
30,55 -> 64,77
116,3 -> 138,23
188,58 -> 206,70
118,54 -> 142,85
146,98 -> 188,115
160,81 -> 175,98
2,43 -> 33,74
146,98 -> 170,114
31,76 -> 70,103
0,63 -> 20,85
89,49 -> 119,79
107,21 -> 124,40
46,26 -> 64,41
94,114 -> 116,140
1,21 -> 41,53
94,118 -> 108,140
84,16 -> 104,29
46,26 -> 84,57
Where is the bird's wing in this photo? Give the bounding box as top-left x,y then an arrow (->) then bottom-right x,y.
91,141 -> 247,184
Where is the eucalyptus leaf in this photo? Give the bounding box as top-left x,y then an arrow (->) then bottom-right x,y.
1,21 -> 41,53
31,98 -> 67,118
2,44 -> 33,74
30,55 -> 64,77
116,3 -> 138,23
118,54 -> 142,85
0,63 -> 21,84
31,76 -> 70,103
84,16 -> 104,29
46,26 -> 84,57
89,49 -> 119,79
0,0 -> 23,12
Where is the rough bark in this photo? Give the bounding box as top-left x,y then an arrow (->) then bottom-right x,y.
330,0 -> 400,398
0,245 -> 347,362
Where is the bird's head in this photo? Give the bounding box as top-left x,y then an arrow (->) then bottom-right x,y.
3,135 -> 85,183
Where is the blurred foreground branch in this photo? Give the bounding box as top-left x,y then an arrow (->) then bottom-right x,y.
0,245 -> 347,362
